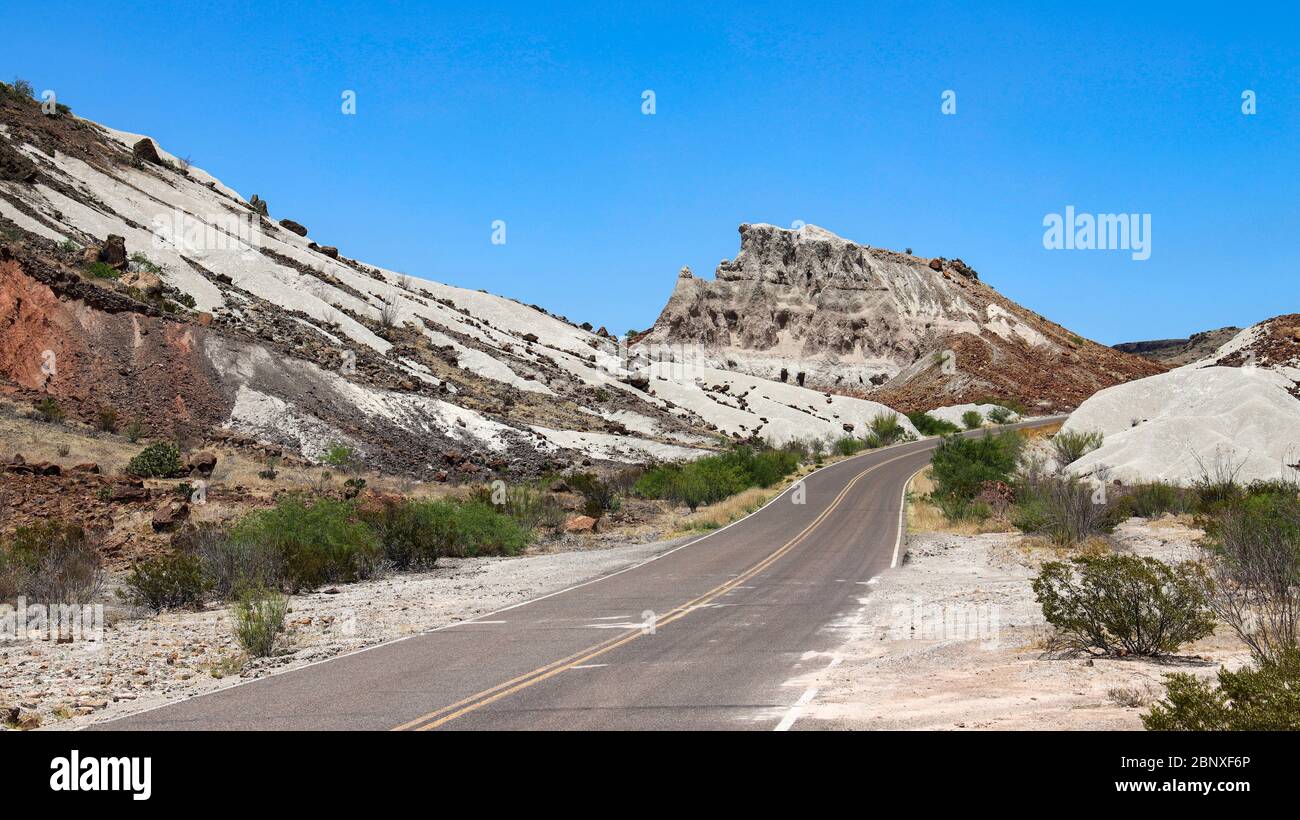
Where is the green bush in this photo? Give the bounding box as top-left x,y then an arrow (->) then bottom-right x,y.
867,412 -> 908,445
322,443 -> 357,471
1013,473 -> 1121,546
231,495 -> 380,591
498,483 -> 567,533
908,411 -> 960,437
569,473 -> 616,519
34,397 -> 63,423
929,431 -> 1022,517
96,406 -> 119,433
832,436 -> 866,457
362,499 -> 456,569
1052,429 -> 1104,465
1119,481 -> 1192,518
961,410 -> 983,430
1142,650 -> 1300,730
2,520 -> 103,604
988,406 -> 1014,425
445,501 -> 531,557
1032,554 -> 1215,656
1205,488 -> 1300,663
1010,497 -> 1051,533
634,445 -> 801,511
127,442 -> 182,478
87,261 -> 120,279
974,396 -> 1028,416
232,586 -> 289,658
120,551 -> 209,612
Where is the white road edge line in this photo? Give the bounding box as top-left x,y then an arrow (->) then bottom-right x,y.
775,686 -> 819,732
891,465 -> 928,569
97,418 -> 1062,729
89,428 -> 926,728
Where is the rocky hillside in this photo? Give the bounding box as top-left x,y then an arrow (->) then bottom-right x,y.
1112,326 -> 1241,367
1065,314 -> 1300,484
637,223 -> 1164,414
0,87 -> 915,478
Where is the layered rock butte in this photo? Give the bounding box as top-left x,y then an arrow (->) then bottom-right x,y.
638,223 -> 1164,414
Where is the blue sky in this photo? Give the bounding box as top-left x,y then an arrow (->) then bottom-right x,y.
5,1 -> 1297,343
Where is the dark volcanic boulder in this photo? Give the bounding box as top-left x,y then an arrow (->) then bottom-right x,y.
187,451 -> 217,476
97,234 -> 129,270
0,139 -> 38,182
279,219 -> 308,237
132,138 -> 164,165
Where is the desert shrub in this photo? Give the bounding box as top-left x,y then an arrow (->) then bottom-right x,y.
569,473 -> 616,519
232,586 -> 289,658
634,445 -> 799,511
1010,497 -> 1051,533
8,78 -> 35,99
632,463 -> 676,499
230,495 -> 380,592
95,406 -> 118,433
86,261 -> 120,279
124,420 -> 144,443
1205,490 -> 1300,664
907,411 -> 960,437
1142,650 -> 1300,731
987,406 -> 1014,425
120,551 -> 209,612
833,435 -> 865,457
127,442 -> 182,478
1032,554 -> 1215,656
178,524 -> 280,600
129,252 -> 162,274
669,466 -> 725,512
975,396 -> 1028,416
34,397 -> 63,423
362,499 -> 456,570
868,412 -> 907,445
1051,429 -> 1103,465
343,477 -> 367,499
499,483 -> 567,533
934,496 -> 992,522
322,443 -> 357,472
1115,481 -> 1191,518
929,431 -> 1022,518
445,501 -> 531,557
961,410 -> 983,430
4,521 -> 103,605
1013,472 -> 1119,546
742,448 -> 801,487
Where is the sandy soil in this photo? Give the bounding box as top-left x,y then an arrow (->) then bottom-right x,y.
784,517 -> 1251,730
2,533 -> 689,730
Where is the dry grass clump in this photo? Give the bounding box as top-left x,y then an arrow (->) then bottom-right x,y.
906,469 -> 1013,535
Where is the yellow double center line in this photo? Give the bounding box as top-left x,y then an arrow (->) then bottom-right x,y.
393,448 -> 925,731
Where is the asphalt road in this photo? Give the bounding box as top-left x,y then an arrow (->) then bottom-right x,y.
96,419 -> 1059,731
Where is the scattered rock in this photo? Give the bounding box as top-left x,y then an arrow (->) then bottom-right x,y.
132,138 -> 164,166
563,515 -> 597,533
187,451 -> 217,477
151,500 -> 191,532
96,234 -> 129,270
122,269 -> 162,296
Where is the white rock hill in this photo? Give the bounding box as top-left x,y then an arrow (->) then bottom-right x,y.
0,106 -> 917,472
1064,317 -> 1300,485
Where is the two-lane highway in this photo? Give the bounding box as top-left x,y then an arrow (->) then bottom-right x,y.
97,420 -> 1059,731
